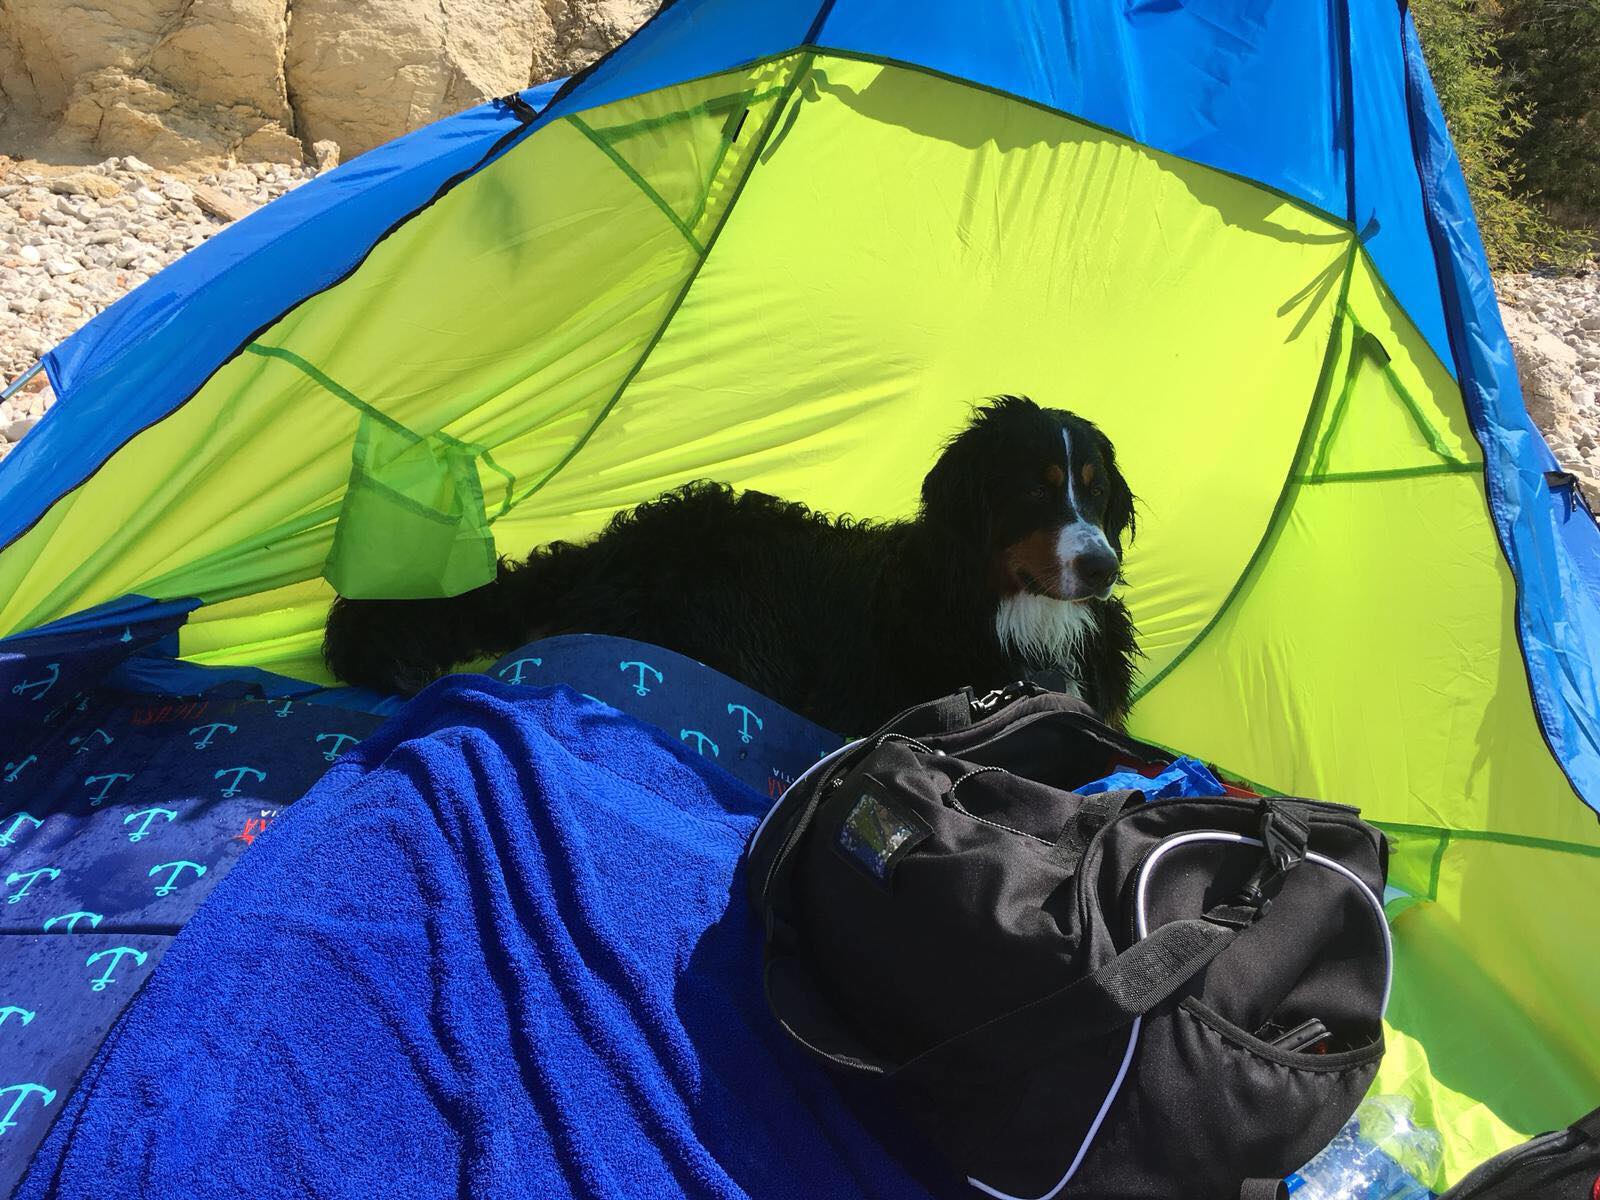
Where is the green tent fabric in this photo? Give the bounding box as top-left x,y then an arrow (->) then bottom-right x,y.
2,2 -> 1598,1187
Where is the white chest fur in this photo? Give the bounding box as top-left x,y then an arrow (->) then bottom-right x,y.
994,593 -> 1099,679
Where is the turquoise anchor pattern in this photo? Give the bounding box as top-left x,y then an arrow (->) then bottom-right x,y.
620,660 -> 663,696
149,860 -> 206,897
10,662 -> 60,701
498,657 -> 543,685
85,946 -> 148,991
0,1083 -> 57,1135
5,867 -> 60,904
680,729 -> 720,757
270,699 -> 294,718
3,755 -> 36,783
123,807 -> 177,843
0,1006 -> 34,1028
314,732 -> 358,762
68,727 -> 113,755
214,765 -> 265,798
42,911 -> 102,932
0,812 -> 42,847
188,722 -> 237,750
727,703 -> 763,744
41,692 -> 87,726
120,627 -> 133,643
84,772 -> 133,807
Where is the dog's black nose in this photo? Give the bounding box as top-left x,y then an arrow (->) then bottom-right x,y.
1073,549 -> 1118,594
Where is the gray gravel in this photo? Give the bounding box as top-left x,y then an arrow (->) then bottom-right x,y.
1498,269 -> 1600,492
1,155 -> 316,456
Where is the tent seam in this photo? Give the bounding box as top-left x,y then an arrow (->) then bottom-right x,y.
1308,323 -> 1362,477
567,113 -> 706,254
1297,461 -> 1482,484
1375,820 -> 1600,861
1131,239 -> 1360,706
509,52 -> 817,508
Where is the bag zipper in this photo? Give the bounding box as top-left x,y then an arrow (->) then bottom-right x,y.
944,765 -> 1057,846
1439,1129 -> 1575,1198
934,706 -> 1165,765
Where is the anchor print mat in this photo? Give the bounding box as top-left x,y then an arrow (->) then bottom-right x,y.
1,630 -> 845,1193
10,679 -> 945,1200
0,686 -> 383,1195
485,635 -> 847,801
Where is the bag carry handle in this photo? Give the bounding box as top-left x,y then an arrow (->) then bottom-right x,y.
1239,1180 -> 1288,1200
1051,788 -> 1137,870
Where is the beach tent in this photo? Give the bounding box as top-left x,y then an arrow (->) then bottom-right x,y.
2,0 -> 1598,1184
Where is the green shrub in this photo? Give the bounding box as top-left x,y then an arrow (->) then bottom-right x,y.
1410,0 -> 1559,270
1494,0 -> 1600,232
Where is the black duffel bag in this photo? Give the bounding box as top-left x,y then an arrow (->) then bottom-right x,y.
748,684 -> 1391,1200
1438,1105 -> 1600,1200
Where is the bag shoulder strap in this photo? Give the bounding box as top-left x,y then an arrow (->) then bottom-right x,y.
1073,904 -> 1262,1034
1239,1180 -> 1287,1200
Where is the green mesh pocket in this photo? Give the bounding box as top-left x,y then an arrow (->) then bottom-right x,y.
324,415 -> 497,599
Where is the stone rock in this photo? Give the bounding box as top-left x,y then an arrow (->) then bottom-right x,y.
18,245 -> 40,264
311,138 -> 340,172
49,171 -> 123,199
122,155 -> 153,173
1502,303 -> 1582,436
237,123 -> 304,162
0,0 -> 658,165
191,182 -> 251,222
3,417 -> 38,441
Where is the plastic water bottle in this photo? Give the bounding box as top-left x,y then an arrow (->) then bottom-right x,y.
1286,1095 -> 1443,1199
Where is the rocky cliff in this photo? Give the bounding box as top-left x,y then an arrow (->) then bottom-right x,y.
0,0 -> 658,166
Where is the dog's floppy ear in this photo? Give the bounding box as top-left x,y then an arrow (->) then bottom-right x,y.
1088,422 -> 1136,555
919,410 -> 996,548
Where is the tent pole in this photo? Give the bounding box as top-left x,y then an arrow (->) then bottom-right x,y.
1,361 -> 42,403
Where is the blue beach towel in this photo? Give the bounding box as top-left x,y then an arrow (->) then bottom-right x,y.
12,679 -> 945,1200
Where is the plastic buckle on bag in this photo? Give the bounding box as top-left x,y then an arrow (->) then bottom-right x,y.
1260,803 -> 1310,873
1228,803 -> 1311,919
970,679 -> 1043,715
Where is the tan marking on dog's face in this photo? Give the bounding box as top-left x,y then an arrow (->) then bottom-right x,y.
992,529 -> 1065,599
1044,464 -> 1065,487
1081,462 -> 1096,488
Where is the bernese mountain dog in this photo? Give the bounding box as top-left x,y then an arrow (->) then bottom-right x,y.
323,395 -> 1138,732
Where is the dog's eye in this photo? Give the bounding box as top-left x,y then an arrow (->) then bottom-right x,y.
1027,484 -> 1050,502
1090,483 -> 1107,499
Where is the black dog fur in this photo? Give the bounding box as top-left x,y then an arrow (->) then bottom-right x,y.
324,396 -> 1138,732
